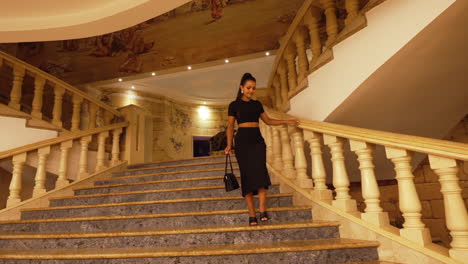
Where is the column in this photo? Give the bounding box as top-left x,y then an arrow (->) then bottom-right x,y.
321,0 -> 339,47
277,62 -> 289,107
31,76 -> 46,119
272,127 -> 283,171
78,135 -> 93,179
293,27 -> 309,81
8,65 -> 26,110
71,94 -> 83,131
345,0 -> 360,25
88,103 -> 98,129
303,6 -> 323,62
273,75 -> 282,108
324,135 -> 358,214
32,146 -> 51,197
111,128 -> 123,165
6,153 -> 27,207
55,140 -> 73,188
291,127 -> 313,190
304,131 -> 333,202
284,44 -> 298,92
52,86 -> 65,127
279,125 -> 296,179
96,131 -> 109,171
350,140 -> 389,226
429,155 -> 468,261
385,147 -> 432,245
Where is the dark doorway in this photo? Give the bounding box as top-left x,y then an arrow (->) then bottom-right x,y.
193,136 -> 210,157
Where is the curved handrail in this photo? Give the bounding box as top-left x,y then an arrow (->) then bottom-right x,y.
265,107 -> 468,161
0,122 -> 128,160
0,50 -> 121,117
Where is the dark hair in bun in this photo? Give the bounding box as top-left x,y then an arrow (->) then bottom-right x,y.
235,73 -> 256,101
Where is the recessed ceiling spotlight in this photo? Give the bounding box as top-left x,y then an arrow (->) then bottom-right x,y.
203,102 -> 207,105
131,85 -> 135,89
151,72 -> 156,76
225,59 -> 229,63
265,52 -> 270,56
187,66 -> 192,70
118,78 -> 123,82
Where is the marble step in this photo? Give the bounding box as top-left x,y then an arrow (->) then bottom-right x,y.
23,194 -> 293,220
127,155 -> 235,169
0,207 -> 312,233
72,175 -> 241,197
54,185 -> 281,207
0,221 -> 339,249
113,160 -> 235,177
0,238 -> 379,263
96,167 -> 240,186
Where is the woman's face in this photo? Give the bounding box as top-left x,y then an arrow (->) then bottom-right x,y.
240,80 -> 256,99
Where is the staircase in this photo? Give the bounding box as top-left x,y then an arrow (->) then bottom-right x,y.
0,155 -> 382,263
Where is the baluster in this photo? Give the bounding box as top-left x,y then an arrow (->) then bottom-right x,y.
321,0 -> 339,47
279,125 -> 296,179
78,135 -> 92,179
111,128 -> 123,165
291,127 -> 312,190
345,0 -> 360,25
304,131 -> 332,202
52,86 -> 65,127
71,94 -> 83,131
55,140 -> 73,188
350,140 -> 390,226
303,6 -> 323,62
277,62 -> 289,107
284,44 -> 298,92
88,103 -> 98,129
32,146 -> 51,197
385,147 -> 431,245
31,76 -> 46,119
293,27 -> 310,81
104,110 -> 114,126
272,127 -> 283,171
428,155 -> 468,261
324,135 -> 358,214
265,126 -> 274,164
96,131 -> 109,171
6,153 -> 27,207
273,75 -> 282,109
8,65 -> 26,110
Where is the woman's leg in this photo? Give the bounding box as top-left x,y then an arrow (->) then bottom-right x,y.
258,187 -> 267,213
244,193 -> 257,225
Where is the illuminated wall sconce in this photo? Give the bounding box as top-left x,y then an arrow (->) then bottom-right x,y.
197,106 -> 210,120
187,66 -> 192,70
265,51 -> 270,56
118,78 -> 123,82
151,72 -> 156,76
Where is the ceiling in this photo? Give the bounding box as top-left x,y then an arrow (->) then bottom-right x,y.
0,0 -> 191,42
100,52 -> 275,105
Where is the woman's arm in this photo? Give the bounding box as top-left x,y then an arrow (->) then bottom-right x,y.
224,116 -> 236,154
260,112 -> 299,126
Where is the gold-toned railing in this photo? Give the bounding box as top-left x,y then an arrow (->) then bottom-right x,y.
0,50 -> 122,131
268,0 -> 383,111
0,122 -> 128,209
260,108 -> 468,262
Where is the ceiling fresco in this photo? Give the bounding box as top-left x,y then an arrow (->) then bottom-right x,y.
0,0 -> 303,85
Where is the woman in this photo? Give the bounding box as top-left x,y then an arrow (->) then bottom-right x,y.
224,73 -> 298,226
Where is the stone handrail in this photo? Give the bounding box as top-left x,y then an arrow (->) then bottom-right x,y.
0,122 -> 128,209
0,50 -> 121,131
261,107 -> 468,263
267,0 -> 382,111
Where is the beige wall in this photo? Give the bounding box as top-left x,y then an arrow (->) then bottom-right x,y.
107,91 -> 229,162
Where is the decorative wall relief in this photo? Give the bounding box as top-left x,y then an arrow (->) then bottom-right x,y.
169,136 -> 184,152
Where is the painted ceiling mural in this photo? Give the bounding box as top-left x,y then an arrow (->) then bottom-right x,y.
0,0 -> 303,85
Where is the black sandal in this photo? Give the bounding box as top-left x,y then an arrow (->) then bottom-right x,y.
249,216 -> 258,226
259,212 -> 269,222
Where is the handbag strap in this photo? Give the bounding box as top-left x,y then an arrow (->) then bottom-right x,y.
225,154 -> 234,174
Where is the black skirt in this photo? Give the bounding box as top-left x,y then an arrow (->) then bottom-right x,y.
234,127 -> 271,197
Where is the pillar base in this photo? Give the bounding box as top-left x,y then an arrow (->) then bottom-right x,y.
52,121 -> 63,127
6,197 -> 21,208
8,102 -> 20,111
400,228 -> 432,246
78,172 -> 89,180
96,165 -> 106,172
31,111 -> 43,120
311,189 -> 333,204
449,248 -> 468,263
295,178 -> 313,189
332,199 -> 360,216
361,211 -> 390,227
55,179 -> 70,189
32,188 -> 46,197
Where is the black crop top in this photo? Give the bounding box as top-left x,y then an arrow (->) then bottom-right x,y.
228,99 -> 264,124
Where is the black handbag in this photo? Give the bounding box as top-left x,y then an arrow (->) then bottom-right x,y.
224,154 -> 239,192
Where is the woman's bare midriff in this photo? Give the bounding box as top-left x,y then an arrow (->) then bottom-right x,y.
239,122 -> 259,127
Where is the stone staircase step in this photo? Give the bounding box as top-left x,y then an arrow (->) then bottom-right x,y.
96,167 -> 240,186
71,175 -> 240,196
22,194 -> 293,220
127,155 -> 234,169
0,221 -> 339,249
113,160 -> 235,177
54,185 -> 281,206
0,238 -> 379,263
0,207 -> 312,233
